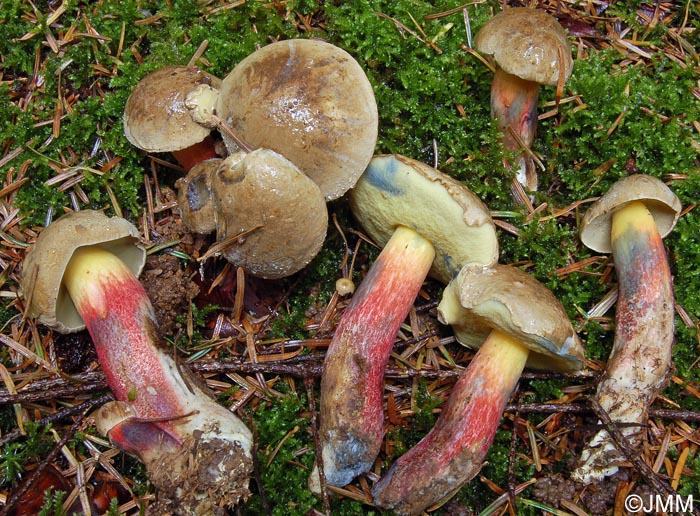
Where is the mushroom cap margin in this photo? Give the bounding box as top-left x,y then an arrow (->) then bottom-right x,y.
20,210 -> 146,333
438,263 -> 585,372
580,174 -> 682,254
474,7 -> 573,86
349,154 -> 499,285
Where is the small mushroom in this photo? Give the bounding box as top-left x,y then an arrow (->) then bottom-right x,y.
20,210 -> 253,514
474,8 -> 573,193
216,39 -> 378,200
124,65 -> 222,171
572,174 -> 681,483
372,264 -> 584,515
318,154 -> 498,487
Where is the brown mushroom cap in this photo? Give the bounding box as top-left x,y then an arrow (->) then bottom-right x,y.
216,39 -> 378,201
580,174 -> 682,254
175,158 -> 221,234
474,7 -> 573,86
438,263 -> 584,371
349,154 -> 498,285
211,149 -> 328,279
20,210 -> 146,333
124,66 -> 222,153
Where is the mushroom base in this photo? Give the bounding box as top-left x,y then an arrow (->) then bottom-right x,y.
372,329 -> 529,515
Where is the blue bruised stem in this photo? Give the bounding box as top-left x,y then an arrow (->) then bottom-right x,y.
573,200 -> 674,483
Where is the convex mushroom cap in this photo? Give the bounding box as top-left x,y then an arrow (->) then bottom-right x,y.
580,174 -> 681,254
474,7 -> 573,86
350,154 -> 498,284
20,210 -> 146,333
123,65 -> 221,153
438,263 -> 584,371
211,148 -> 328,279
216,39 -> 378,200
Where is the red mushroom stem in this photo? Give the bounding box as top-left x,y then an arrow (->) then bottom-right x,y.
64,247 -> 252,512
573,200 -> 674,482
490,67 -> 540,193
372,329 -> 529,515
171,135 -> 220,172
319,225 -> 435,487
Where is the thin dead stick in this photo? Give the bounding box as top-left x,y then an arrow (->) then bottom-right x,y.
588,398 -> 699,516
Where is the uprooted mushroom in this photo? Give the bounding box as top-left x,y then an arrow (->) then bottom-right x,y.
572,174 -> 681,483
373,263 -> 585,515
20,210 -> 253,515
318,154 -> 499,487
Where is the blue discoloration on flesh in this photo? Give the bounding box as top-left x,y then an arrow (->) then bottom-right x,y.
363,156 -> 405,196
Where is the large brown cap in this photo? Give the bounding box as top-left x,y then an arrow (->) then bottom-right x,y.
211,149 -> 328,279
438,263 -> 584,372
580,174 -> 681,254
175,158 -> 220,234
349,154 -> 498,285
20,210 -> 146,333
216,39 -> 378,201
474,7 -> 573,86
124,66 -> 221,152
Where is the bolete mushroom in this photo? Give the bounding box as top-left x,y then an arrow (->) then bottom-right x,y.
185,148 -> 328,279
20,210 -> 253,515
474,7 -> 573,193
372,263 -> 584,515
318,154 -> 498,487
572,174 -> 681,483
216,38 -> 378,200
124,65 -> 222,171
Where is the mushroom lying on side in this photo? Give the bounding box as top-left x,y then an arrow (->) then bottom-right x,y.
474,7 -> 572,194
572,174 -> 681,483
124,65 -> 222,171
20,210 -> 253,515
216,38 -> 378,200
176,148 -> 329,279
318,154 -> 499,487
372,264 -> 584,515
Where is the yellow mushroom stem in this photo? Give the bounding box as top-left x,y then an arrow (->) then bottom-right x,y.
373,329 -> 529,515
573,200 -> 674,483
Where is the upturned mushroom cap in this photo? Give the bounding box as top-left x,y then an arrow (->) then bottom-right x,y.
216,39 -> 378,200
124,66 -> 221,153
438,263 -> 584,371
580,174 -> 682,254
349,154 -> 498,285
175,158 -> 220,234
20,210 -> 146,333
474,7 -> 573,86
211,148 -> 328,279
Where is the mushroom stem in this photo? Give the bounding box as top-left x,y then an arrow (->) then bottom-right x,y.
319,225 -> 435,487
573,200 -> 674,482
171,135 -> 219,171
372,329 -> 529,515
491,67 -> 540,192
63,247 -> 253,513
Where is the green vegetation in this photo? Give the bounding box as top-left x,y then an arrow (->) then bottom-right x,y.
1,0 -> 698,514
